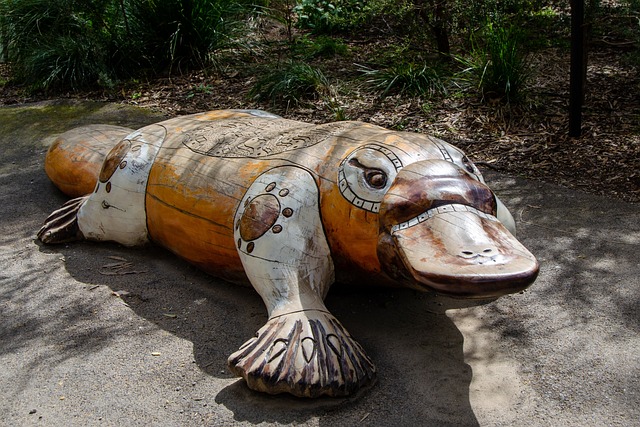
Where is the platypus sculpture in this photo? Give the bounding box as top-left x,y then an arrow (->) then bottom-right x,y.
38,109 -> 539,398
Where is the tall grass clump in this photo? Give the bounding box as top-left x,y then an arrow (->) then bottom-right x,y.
0,0 -> 117,90
0,0 -> 255,91
295,35 -> 349,59
457,22 -> 530,102
124,0 -> 252,71
359,62 -> 447,98
250,62 -> 330,106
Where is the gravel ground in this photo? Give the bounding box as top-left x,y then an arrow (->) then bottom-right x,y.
1,101 -> 638,426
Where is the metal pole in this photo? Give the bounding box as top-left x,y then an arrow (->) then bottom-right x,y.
569,0 -> 586,137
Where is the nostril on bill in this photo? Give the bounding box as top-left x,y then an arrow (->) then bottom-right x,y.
460,247 -> 497,258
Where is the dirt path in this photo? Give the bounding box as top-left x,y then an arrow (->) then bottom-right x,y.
1,101 -> 638,426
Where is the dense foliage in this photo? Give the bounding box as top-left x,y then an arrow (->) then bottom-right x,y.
0,0 -> 637,101
249,61 -> 330,106
0,0 -> 254,90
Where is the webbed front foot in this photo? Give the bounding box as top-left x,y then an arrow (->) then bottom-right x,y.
37,195 -> 88,244
228,310 -> 376,398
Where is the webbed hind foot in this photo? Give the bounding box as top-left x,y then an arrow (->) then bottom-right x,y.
37,195 -> 88,244
228,310 -> 377,398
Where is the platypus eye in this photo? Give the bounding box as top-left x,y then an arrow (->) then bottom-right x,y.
348,158 -> 388,189
365,170 -> 387,189
339,144 -> 403,213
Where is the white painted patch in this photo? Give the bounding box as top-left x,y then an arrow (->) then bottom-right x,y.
77,125 -> 166,246
495,196 -> 517,236
234,166 -> 334,317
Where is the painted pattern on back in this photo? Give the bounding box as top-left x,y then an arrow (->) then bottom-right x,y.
181,117 -> 360,158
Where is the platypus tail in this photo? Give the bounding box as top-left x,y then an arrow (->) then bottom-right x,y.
39,125 -> 133,244
44,124 -> 134,198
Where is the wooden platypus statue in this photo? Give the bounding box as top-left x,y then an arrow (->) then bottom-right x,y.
38,109 -> 539,398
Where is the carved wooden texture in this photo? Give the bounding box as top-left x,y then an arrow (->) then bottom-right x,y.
39,109 -> 540,398
45,125 -> 133,197
143,112 -> 474,284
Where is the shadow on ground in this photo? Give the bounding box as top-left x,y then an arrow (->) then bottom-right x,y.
48,238 -> 483,425
471,171 -> 640,421
2,101 -> 638,426
1,101 -> 482,426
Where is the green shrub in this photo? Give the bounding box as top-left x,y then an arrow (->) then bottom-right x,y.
294,0 -> 410,34
359,62 -> 447,98
456,23 -> 529,102
19,35 -> 112,90
0,0 -> 117,90
294,0 -> 343,33
250,62 -> 330,106
294,35 -> 349,58
0,0 -> 255,90
124,0 -> 251,69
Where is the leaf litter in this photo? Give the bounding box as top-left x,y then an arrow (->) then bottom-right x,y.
100,256 -> 147,276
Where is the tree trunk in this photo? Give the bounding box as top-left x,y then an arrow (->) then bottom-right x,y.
569,0 -> 587,137
432,1 -> 450,57
413,0 -> 451,58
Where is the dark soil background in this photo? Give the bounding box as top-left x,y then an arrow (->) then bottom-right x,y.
1,31 -> 638,203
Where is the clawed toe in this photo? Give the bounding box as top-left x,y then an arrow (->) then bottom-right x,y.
228,310 -> 376,398
37,195 -> 88,244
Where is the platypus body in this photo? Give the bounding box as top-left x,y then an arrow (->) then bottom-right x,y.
39,109 -> 538,397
